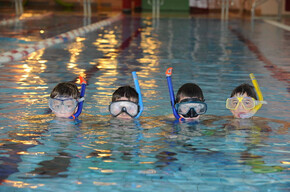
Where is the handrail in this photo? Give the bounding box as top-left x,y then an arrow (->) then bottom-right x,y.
221,0 -> 230,20
15,0 -> 23,16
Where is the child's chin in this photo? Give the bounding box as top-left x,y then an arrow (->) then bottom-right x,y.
54,113 -> 73,118
116,114 -> 132,119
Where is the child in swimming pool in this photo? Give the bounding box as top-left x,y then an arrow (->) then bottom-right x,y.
49,82 -> 81,118
175,83 -> 207,121
109,85 -> 140,119
226,83 -> 266,119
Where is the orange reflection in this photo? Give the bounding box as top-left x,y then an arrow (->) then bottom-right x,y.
3,179 -> 45,189
17,151 -> 45,155
139,161 -> 154,164
9,139 -> 38,145
100,169 -> 114,173
66,37 -> 86,78
88,167 -> 99,170
92,31 -> 119,107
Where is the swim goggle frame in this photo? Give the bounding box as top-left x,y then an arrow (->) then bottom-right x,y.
226,96 -> 265,110
49,97 -> 83,114
109,100 -> 140,118
175,98 -> 207,118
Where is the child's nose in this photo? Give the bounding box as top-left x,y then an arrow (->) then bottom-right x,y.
237,103 -> 244,110
59,105 -> 67,113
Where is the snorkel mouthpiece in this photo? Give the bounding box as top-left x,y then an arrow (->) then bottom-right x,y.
239,112 -> 254,119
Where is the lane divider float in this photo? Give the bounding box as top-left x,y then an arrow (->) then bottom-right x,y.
0,13 -> 123,65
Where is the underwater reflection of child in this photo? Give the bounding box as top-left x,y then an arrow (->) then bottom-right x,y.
175,83 -> 207,121
49,82 -> 81,119
109,85 -> 140,119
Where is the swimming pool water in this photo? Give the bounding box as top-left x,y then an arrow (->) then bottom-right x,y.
0,13 -> 289,191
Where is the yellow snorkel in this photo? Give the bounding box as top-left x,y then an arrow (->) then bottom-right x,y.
249,73 -> 267,114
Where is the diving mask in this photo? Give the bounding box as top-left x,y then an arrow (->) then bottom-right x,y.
109,100 -> 139,118
226,96 -> 266,110
49,97 -> 78,114
175,98 -> 207,118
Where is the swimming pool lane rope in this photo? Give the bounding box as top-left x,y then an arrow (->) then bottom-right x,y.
0,13 -> 123,65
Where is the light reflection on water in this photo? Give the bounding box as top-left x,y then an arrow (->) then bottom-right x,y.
0,15 -> 289,191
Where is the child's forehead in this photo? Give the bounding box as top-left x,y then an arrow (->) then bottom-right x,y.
233,93 -> 249,97
117,96 -> 137,102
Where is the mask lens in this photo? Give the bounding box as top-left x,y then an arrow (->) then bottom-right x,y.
226,98 -> 239,110
49,97 -> 77,113
176,99 -> 207,116
109,101 -> 139,117
226,97 -> 255,110
242,97 -> 255,109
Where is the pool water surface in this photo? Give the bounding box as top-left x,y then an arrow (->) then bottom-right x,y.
0,13 -> 289,191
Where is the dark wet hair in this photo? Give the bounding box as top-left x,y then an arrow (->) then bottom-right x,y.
230,83 -> 257,100
176,83 -> 204,103
112,85 -> 138,103
50,82 -> 80,99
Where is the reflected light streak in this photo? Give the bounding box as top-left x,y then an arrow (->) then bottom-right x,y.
281,161 -> 290,165
17,151 -> 45,155
98,153 -> 112,157
93,181 -> 116,186
140,169 -> 156,174
67,37 -> 86,77
94,149 -> 111,153
3,179 -> 45,189
139,162 -> 154,164
100,169 -> 114,173
88,167 -> 99,170
9,139 -> 38,145
18,49 -> 47,88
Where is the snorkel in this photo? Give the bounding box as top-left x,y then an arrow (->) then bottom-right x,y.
165,67 -> 184,121
239,73 -> 267,119
132,71 -> 143,119
69,76 -> 87,120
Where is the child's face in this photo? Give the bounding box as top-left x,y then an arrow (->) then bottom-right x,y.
177,96 -> 203,121
114,97 -> 137,119
229,93 -> 254,118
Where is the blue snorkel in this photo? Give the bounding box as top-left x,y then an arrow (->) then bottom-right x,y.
165,67 -> 184,121
70,76 -> 87,120
132,71 -> 143,119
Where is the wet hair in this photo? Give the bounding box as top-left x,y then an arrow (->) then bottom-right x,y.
230,83 -> 257,100
175,83 -> 204,103
50,82 -> 80,99
112,85 -> 139,103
